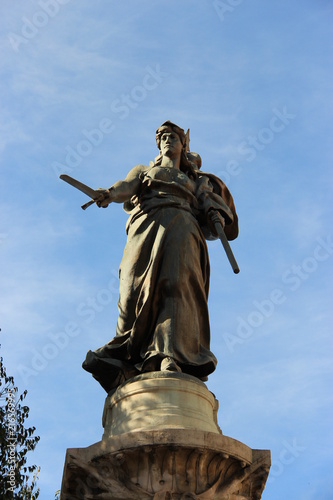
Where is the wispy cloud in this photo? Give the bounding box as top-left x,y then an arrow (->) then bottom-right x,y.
1,2 -> 332,499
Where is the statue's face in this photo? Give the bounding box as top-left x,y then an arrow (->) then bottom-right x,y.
160,131 -> 183,158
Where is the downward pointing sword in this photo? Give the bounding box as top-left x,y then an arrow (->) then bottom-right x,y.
211,211 -> 240,274
59,174 -> 107,210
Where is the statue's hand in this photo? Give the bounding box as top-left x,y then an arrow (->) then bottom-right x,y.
95,189 -> 112,208
209,210 -> 225,228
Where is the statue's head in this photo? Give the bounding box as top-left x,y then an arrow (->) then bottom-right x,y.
155,121 -> 187,152
154,121 -> 199,178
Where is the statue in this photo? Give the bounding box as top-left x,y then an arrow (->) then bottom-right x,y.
59,128 -> 273,499
61,121 -> 239,393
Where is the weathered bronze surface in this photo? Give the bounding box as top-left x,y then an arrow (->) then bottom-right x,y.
81,121 -> 239,393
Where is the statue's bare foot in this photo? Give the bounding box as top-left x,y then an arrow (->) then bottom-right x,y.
161,356 -> 182,373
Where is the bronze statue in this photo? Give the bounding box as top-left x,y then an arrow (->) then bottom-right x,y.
61,121 -> 238,393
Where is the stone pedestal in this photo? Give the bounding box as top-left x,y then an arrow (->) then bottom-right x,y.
102,372 -> 222,437
61,373 -> 270,499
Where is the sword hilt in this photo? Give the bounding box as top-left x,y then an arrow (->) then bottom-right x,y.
81,199 -> 96,210
81,192 -> 110,210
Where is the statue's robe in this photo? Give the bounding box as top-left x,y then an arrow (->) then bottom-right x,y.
83,166 -> 238,392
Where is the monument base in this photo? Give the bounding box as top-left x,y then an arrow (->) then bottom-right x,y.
61,373 -> 270,499
102,372 -> 222,437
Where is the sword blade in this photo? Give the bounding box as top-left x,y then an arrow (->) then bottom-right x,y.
59,174 -> 99,200
214,221 -> 240,274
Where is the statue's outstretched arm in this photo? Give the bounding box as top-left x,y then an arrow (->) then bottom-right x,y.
97,165 -> 146,208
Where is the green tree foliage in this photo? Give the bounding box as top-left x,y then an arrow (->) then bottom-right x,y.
0,347 -> 40,499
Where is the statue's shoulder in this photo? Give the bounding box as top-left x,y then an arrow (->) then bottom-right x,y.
125,164 -> 149,181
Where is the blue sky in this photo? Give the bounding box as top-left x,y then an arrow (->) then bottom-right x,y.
0,1 -> 332,498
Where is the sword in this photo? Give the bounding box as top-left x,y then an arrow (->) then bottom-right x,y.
211,211 -> 240,274
59,174 -> 108,210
